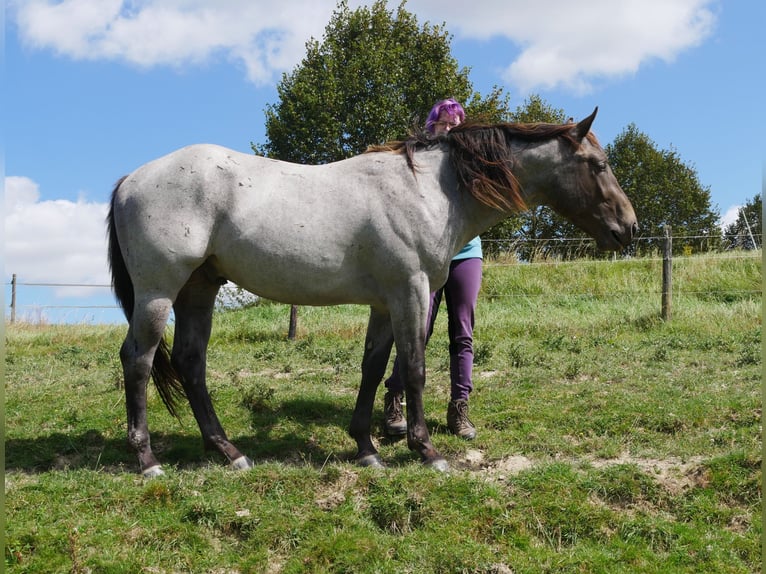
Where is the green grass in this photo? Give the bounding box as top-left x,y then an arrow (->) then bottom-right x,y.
4,251 -> 762,573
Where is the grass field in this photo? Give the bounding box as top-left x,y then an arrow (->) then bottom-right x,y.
4,251 -> 762,573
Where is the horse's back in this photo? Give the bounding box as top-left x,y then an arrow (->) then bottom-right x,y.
116,143 -> 266,207
111,143 -> 443,304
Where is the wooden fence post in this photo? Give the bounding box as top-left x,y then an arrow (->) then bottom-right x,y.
10,273 -> 17,324
662,225 -> 672,321
288,304 -> 298,340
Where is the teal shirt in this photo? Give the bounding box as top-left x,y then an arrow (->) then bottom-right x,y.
453,236 -> 482,261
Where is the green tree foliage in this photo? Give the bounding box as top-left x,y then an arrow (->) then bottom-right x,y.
256,0 -> 509,163
510,94 -> 569,124
606,124 -> 720,255
723,194 -> 762,250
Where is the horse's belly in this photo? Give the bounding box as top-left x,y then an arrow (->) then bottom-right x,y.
213,248 -> 380,307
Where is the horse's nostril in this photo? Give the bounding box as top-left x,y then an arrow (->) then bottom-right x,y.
632,222 -> 639,237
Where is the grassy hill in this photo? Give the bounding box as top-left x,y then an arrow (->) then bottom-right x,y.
4,251 -> 762,573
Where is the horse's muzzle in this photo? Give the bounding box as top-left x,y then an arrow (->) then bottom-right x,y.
605,219 -> 638,250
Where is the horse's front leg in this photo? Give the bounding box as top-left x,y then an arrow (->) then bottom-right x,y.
349,306 -> 394,468
393,291 -> 449,471
398,349 -> 449,471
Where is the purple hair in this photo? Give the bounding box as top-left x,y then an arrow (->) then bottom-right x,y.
425,98 -> 466,134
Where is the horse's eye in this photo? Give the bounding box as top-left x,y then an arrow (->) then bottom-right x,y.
593,160 -> 607,173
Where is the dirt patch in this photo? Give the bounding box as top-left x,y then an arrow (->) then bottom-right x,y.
583,452 -> 707,495
455,449 -> 707,495
458,449 -> 535,480
314,468 -> 359,511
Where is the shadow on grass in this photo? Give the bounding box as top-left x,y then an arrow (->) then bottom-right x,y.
5,397 -> 445,474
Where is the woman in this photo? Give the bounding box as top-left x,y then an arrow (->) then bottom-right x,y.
383,98 -> 482,440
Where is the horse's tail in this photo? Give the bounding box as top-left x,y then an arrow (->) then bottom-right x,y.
107,176 -> 185,418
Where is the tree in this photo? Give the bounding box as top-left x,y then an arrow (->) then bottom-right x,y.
510,94 -> 568,124
605,124 -> 720,255
723,194 -> 762,250
255,0 -> 510,163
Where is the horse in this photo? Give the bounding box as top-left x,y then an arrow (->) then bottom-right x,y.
107,107 -> 637,477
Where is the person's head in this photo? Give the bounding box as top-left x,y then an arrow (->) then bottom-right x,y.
425,98 -> 465,136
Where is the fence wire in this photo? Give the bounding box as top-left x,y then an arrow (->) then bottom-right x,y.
6,241 -> 762,321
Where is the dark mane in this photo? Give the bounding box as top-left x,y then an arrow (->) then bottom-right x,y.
366,121 -> 599,212
365,131 -> 433,172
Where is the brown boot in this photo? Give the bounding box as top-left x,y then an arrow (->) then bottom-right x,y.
384,391 -> 407,436
447,399 -> 476,440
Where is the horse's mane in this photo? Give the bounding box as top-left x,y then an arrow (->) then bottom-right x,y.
365,121 -> 599,212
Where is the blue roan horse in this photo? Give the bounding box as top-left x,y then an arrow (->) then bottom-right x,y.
107,108 -> 637,476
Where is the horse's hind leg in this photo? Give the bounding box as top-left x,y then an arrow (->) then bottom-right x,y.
122,296 -> 173,477
172,271 -> 253,471
349,306 -> 394,468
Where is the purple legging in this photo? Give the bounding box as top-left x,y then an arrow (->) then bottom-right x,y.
384,257 -> 482,401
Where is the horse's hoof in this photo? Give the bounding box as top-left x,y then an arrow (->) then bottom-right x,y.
230,455 -> 254,471
142,465 -> 165,478
425,458 -> 450,473
356,454 -> 386,469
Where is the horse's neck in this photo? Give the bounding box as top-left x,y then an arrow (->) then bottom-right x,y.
449,198 -> 506,248
509,139 -> 563,208
440,181 -> 506,259
441,138 -> 567,247
406,142 -> 560,260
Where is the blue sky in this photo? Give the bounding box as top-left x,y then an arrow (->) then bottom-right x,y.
4,0 -> 763,324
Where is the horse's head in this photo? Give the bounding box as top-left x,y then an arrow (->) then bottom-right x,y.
545,108 -> 638,251
445,110 -> 637,251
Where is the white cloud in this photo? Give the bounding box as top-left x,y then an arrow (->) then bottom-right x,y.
5,175 -> 41,209
719,204 -> 741,229
11,0 -> 336,84
4,176 -> 110,295
410,0 -> 717,94
11,0 -> 718,91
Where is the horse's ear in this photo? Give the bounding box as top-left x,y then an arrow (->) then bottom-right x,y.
574,107 -> 598,140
